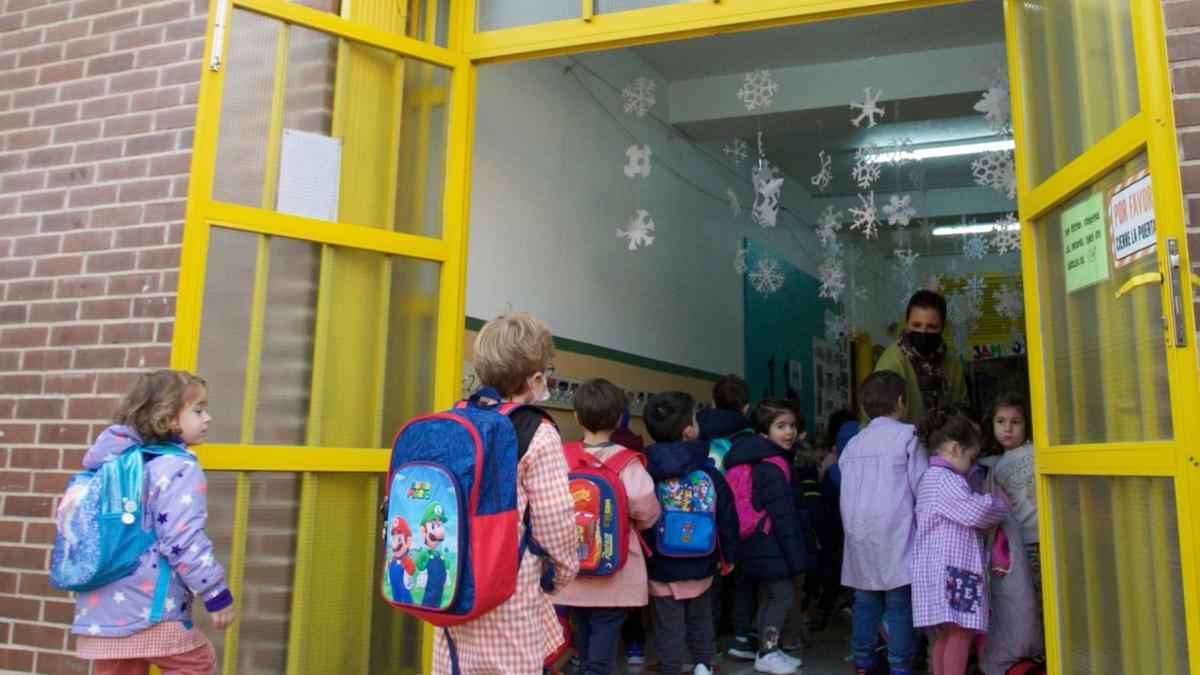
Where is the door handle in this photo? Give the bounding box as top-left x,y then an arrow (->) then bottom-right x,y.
1114,272 -> 1162,299
1167,237 -> 1188,347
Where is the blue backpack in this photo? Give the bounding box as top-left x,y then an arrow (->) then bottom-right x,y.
50,443 -> 189,594
654,469 -> 718,557
381,387 -> 554,628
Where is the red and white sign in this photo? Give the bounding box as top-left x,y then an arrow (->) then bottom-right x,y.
1107,170 -> 1155,268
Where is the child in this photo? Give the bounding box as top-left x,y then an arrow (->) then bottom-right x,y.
912,407 -> 1010,675
839,371 -> 927,675
986,393 -> 1040,603
558,379 -> 661,674
436,313 -> 579,673
69,370 -> 235,673
642,391 -> 740,675
697,374 -> 753,444
724,398 -> 815,674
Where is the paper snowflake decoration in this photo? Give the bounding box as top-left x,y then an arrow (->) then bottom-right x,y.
894,248 -> 919,268
907,166 -> 928,194
810,150 -> 833,193
974,83 -> 1011,134
622,77 -> 656,117
815,206 -> 843,245
924,273 -> 943,293
964,274 -> 988,304
727,188 -> 741,218
825,311 -> 848,342
823,237 -> 844,258
972,150 -> 1016,199
748,257 -> 784,295
751,162 -> 783,228
891,226 -> 912,249
917,217 -> 933,246
851,147 -> 882,189
723,137 -> 748,166
617,209 -> 655,250
849,192 -> 881,239
883,136 -> 915,166
623,144 -> 652,178
818,257 -> 846,301
993,282 -> 1024,321
990,213 -> 1021,254
882,194 -> 916,227
962,233 -> 989,260
849,87 -> 885,128
737,70 -> 779,111
733,244 -> 749,275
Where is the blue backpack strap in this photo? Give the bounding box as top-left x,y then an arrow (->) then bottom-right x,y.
443,628 -> 461,675
465,386 -> 502,409
148,554 -> 172,622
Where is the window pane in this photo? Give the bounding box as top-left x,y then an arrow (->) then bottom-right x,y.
1014,0 -> 1139,186
1032,154 -> 1170,444
1048,475 -> 1188,672
475,0 -> 579,31
213,10 -> 451,237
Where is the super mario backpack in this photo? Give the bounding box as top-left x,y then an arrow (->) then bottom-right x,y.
562,441 -> 644,576
380,387 -> 554,627
654,469 -> 718,557
725,456 -> 791,538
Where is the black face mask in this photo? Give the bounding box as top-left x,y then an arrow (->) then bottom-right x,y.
908,331 -> 943,357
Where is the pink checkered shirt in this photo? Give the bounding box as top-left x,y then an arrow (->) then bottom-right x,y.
911,457 -> 1009,631
76,620 -> 213,660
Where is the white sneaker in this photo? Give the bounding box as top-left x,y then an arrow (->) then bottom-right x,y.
754,649 -> 799,675
693,664 -> 712,675
780,650 -> 802,668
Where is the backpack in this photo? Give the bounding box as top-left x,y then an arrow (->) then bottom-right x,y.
654,470 -> 717,557
50,443 -> 190,594
380,387 -> 554,627
726,456 -> 791,539
707,429 -> 752,472
562,442 -> 644,576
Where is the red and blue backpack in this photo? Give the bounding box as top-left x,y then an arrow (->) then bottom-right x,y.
380,387 -> 554,628
561,441 -> 645,576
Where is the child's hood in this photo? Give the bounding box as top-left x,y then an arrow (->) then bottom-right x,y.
724,433 -> 785,469
696,407 -> 751,441
644,439 -> 711,481
82,425 -> 144,470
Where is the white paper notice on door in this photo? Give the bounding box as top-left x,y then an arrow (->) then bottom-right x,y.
1108,170 -> 1155,268
276,128 -> 342,222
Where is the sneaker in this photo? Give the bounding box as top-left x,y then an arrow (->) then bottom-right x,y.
753,650 -> 799,675
780,650 -> 802,668
693,665 -> 712,675
781,637 -> 807,652
726,637 -> 757,661
626,643 -> 645,666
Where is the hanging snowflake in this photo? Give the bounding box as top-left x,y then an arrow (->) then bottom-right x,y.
925,272 -> 943,293
849,86 -> 885,128
993,282 -> 1024,321
825,310 -> 848,342
907,166 -> 929,195
851,147 -> 882,189
617,209 -> 656,250
945,257 -> 963,284
748,257 -> 785,295
883,136 -> 915,166
962,233 -> 990,260
818,257 -> 846,301
751,162 -> 783,228
723,137 -> 748,166
891,226 -> 912,249
621,77 -> 656,118
917,217 -> 934,247
972,150 -> 1016,199
816,205 -> 843,246
727,188 -> 741,218
823,237 -> 844,259
990,213 -> 1021,254
849,192 -> 881,239
964,274 -> 987,304
810,150 -> 833,192
894,248 -> 919,268
623,144 -> 652,178
737,70 -> 780,111
974,82 -> 1011,134
882,194 -> 916,227
733,244 -> 749,275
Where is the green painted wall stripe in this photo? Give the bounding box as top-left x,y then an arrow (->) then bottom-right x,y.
464,316 -> 722,382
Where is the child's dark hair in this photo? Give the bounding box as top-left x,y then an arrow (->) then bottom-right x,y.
643,391 -> 697,443
113,369 -> 207,443
983,392 -> 1031,454
750,397 -> 798,435
573,378 -> 628,433
906,289 -> 947,324
712,374 -> 750,412
826,408 -> 856,439
915,406 -> 981,452
859,371 -> 907,419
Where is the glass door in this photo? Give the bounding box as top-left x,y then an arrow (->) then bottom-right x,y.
1005,0 -> 1200,671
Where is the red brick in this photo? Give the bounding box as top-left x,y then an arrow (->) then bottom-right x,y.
3,495 -> 53,517
26,146 -> 73,168
125,345 -> 169,368
142,200 -> 184,223
72,0 -> 118,17
142,0 -> 192,24
32,102 -> 78,126
108,69 -> 157,94
45,19 -> 90,42
137,246 -> 179,269
8,446 -> 57,468
114,225 -> 165,247
49,324 -> 100,346
46,165 -> 93,189
1166,2 -> 1200,29
114,25 -> 164,50
155,320 -> 172,343
0,28 -> 41,51
72,138 -> 123,162
6,128 -> 51,150
18,44 -> 63,68
32,256 -> 83,277
0,374 -> 41,393
42,373 -> 94,394
61,229 -> 111,253
2,169 -> 46,193
17,191 -> 63,213
59,78 -> 106,101
64,34 -> 113,59
81,95 -> 131,119
54,276 -> 106,298
91,205 -> 141,227
18,573 -> 54,598
108,271 -> 158,294
80,297 -> 131,319
0,545 -> 48,569
52,120 -> 102,144
133,295 -> 174,317
0,472 -> 31,492
35,649 -> 90,675
11,622 -> 63,650
36,61 -> 84,85
160,62 -> 199,86
0,258 -> 33,278
92,9 -> 139,33
21,349 -> 71,370
0,573 -> 15,595
85,51 -> 134,77
39,210 -> 88,232
0,304 -> 28,323
118,178 -> 171,202
37,423 -> 90,446
166,17 -> 206,41
129,87 -> 180,111
153,107 -> 195,131
98,157 -> 149,181
0,325 -> 47,347
101,321 -> 154,343
0,68 -> 37,91
85,250 -> 137,273
124,132 -> 176,156
0,110 -> 31,131
0,647 -> 34,671
73,347 -> 125,369
2,425 -> 37,444
66,184 -> 118,208
68,396 -> 119,418
29,299 -> 80,321
23,523 -> 55,546
96,370 -> 138,393
25,3 -> 71,27
14,397 -> 63,418
137,42 -> 188,69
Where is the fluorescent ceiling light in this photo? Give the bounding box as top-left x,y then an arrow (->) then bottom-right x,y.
932,221 -> 1020,236
869,139 -> 1015,164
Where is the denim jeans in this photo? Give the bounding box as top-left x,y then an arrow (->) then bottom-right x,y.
850,586 -> 916,672
571,606 -> 629,675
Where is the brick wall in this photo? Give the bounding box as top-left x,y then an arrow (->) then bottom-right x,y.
0,0 -> 206,670
1165,0 -> 1200,339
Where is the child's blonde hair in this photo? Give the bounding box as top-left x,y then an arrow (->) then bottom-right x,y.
473,313 -> 554,398
113,369 -> 207,443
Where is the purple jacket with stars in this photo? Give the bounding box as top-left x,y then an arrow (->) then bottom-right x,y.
69,425 -> 233,638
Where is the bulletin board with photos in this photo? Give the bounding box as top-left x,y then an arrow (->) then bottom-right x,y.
813,337 -> 851,428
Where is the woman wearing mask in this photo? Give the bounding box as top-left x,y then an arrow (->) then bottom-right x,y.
873,290 -> 967,424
